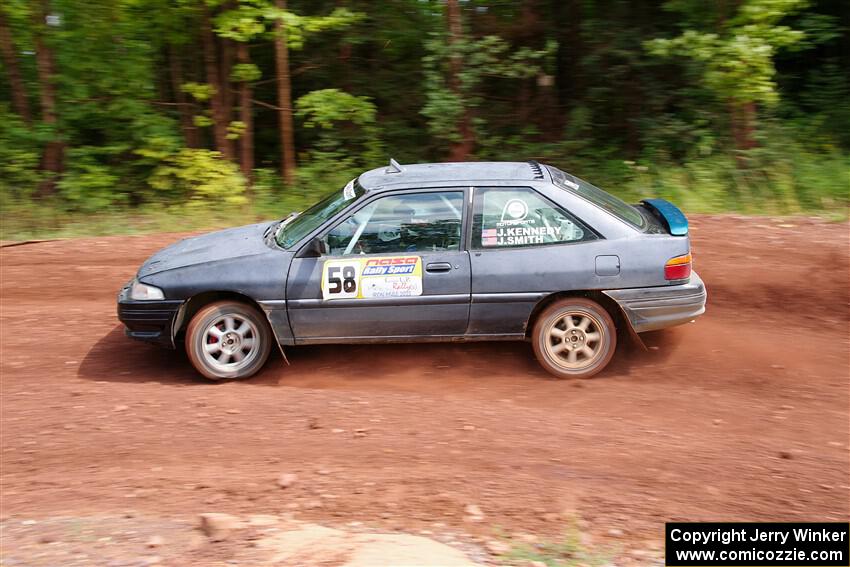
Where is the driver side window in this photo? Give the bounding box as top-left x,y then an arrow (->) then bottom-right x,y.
324,191 -> 464,256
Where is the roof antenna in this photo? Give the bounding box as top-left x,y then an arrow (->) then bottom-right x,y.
386,158 -> 404,174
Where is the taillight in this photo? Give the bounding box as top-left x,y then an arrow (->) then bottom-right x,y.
665,253 -> 692,280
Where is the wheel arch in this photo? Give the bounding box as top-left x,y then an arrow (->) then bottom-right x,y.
172,291 -> 267,343
524,290 -> 642,346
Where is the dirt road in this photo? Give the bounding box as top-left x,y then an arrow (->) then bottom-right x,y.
1,215 -> 848,565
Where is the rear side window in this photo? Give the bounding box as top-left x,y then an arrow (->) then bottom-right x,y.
472,187 -> 595,249
546,165 -> 646,229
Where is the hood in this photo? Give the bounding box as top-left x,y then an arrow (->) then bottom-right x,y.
138,222 -> 274,278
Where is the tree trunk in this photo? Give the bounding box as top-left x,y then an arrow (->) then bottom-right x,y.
33,0 -> 63,196
730,99 -> 757,167
219,34 -> 234,134
201,2 -> 234,159
169,43 -> 200,148
274,0 -> 296,185
339,41 -> 352,93
446,0 -> 473,161
0,10 -> 31,124
337,0 -> 352,93
553,0 -> 582,130
741,101 -> 756,150
237,41 -> 254,184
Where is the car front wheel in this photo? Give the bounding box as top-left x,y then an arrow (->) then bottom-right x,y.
185,301 -> 273,380
532,297 -> 617,379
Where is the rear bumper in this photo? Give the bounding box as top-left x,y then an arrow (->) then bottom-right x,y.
603,271 -> 707,333
117,287 -> 183,348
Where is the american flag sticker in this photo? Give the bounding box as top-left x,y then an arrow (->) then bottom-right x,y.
482,236 -> 498,246
482,229 -> 497,237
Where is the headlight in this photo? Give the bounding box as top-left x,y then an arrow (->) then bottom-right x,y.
130,280 -> 165,300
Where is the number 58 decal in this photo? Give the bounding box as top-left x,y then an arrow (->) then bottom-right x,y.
322,260 -> 361,299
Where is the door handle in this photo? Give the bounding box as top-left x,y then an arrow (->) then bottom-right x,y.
425,262 -> 453,273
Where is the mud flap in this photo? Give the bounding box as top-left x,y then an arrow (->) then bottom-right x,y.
602,293 -> 648,352
274,341 -> 290,366
261,308 -> 290,366
170,303 -> 185,349
622,316 -> 648,351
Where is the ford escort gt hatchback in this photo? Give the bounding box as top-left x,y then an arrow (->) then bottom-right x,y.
118,160 -> 706,380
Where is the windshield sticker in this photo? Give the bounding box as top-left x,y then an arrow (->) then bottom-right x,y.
562,178 -> 579,190
343,179 -> 356,200
501,199 -> 529,223
482,197 -> 557,246
482,225 -> 565,246
322,256 -> 423,300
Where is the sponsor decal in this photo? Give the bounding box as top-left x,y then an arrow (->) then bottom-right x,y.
361,256 -> 419,276
322,256 -> 423,300
480,194 -> 586,247
481,225 -> 564,246
343,179 -> 356,200
501,198 -> 529,223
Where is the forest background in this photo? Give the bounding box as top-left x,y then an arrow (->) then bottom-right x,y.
1,0 -> 847,239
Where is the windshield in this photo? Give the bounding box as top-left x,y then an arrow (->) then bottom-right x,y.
546,166 -> 646,229
275,179 -> 364,248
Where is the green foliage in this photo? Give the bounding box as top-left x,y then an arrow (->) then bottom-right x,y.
503,524 -> 614,566
226,120 -> 247,140
422,33 -> 555,146
214,0 -> 364,52
614,131 -> 850,214
57,148 -> 124,212
646,0 -> 806,106
1,0 -> 847,240
295,89 -> 383,164
264,6 -> 364,50
0,105 -> 43,201
791,61 -> 850,147
193,114 -> 214,128
231,63 -> 261,83
181,82 -> 215,102
215,0 -> 266,42
296,89 -> 376,129
148,148 -> 248,209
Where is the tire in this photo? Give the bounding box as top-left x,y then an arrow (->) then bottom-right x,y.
532,297 -> 617,379
185,301 -> 273,380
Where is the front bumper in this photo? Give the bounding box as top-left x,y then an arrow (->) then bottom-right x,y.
603,271 -> 707,333
117,286 -> 184,348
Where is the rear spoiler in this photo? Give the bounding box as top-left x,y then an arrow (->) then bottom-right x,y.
641,198 -> 688,236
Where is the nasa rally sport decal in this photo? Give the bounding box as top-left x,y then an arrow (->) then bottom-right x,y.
321,256 -> 423,300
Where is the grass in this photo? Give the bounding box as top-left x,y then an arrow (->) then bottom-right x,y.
0,190 -> 318,242
497,525 -> 617,567
0,206 -> 264,242
3,198 -> 846,243
2,153 -> 847,242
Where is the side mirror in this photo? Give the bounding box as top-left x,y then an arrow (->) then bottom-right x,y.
296,237 -> 327,258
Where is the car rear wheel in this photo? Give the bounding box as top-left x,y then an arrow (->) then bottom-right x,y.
532,297 -> 617,379
185,301 -> 272,380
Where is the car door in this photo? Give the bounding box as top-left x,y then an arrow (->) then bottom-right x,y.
286,188 -> 471,342
467,186 -> 602,336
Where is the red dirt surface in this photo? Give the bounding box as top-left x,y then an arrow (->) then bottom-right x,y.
1,215 -> 849,562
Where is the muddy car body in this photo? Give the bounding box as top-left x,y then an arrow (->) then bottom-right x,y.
118,160 -> 706,380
